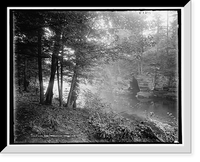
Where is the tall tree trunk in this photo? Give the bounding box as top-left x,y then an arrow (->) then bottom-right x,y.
156,16 -> 160,58
23,57 -> 28,91
140,31 -> 144,75
66,67 -> 77,109
138,61 -> 141,75
60,42 -> 64,107
166,11 -> 169,55
45,53 -> 58,104
17,54 -> 21,92
154,68 -> 158,88
45,33 -> 61,105
141,44 -> 144,75
37,29 -> 44,104
57,60 -> 62,106
137,56 -> 141,75
35,72 -> 38,95
154,16 -> 160,88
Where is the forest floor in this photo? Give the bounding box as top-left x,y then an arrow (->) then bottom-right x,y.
14,92 -> 96,143
14,91 -> 178,144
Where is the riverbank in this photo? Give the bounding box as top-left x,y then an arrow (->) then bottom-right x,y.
14,92 -> 178,143
136,90 -> 178,101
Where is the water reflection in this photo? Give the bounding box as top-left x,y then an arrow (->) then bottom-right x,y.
100,91 -> 178,126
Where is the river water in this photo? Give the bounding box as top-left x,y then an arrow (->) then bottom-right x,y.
73,82 -> 178,127
100,90 -> 178,126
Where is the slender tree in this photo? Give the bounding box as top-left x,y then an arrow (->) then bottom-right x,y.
60,39 -> 64,106
45,30 -> 61,104
56,59 -> 62,106
66,65 -> 78,108
23,57 -> 28,91
166,11 -> 169,56
37,29 -> 45,104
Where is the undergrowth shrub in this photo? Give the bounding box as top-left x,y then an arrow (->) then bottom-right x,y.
84,91 -> 178,143
84,91 -> 136,142
91,121 -> 135,142
156,125 -> 178,143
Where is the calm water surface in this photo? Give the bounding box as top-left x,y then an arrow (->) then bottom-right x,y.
100,90 -> 178,126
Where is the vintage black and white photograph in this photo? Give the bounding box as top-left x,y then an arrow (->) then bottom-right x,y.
11,9 -> 181,144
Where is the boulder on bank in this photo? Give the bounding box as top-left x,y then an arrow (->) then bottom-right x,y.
136,91 -> 153,98
128,76 -> 140,95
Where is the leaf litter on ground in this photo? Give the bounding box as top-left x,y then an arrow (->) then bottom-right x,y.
14,93 -> 94,143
